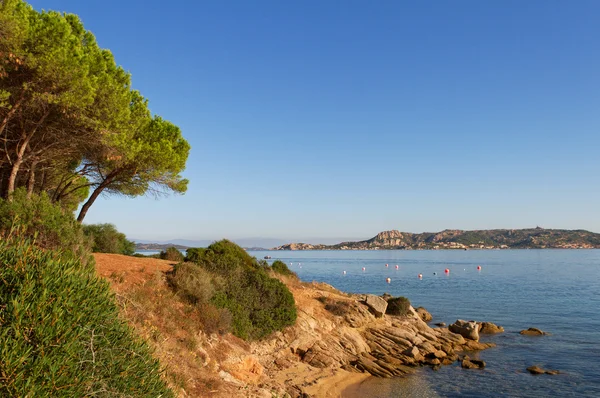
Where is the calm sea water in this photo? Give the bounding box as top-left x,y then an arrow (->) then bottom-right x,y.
249,249 -> 600,398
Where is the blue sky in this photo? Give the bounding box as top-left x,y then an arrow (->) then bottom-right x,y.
29,0 -> 600,242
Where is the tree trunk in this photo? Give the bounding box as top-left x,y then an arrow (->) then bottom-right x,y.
26,160 -> 38,198
6,111 -> 49,199
77,173 -> 117,223
6,153 -> 24,199
0,91 -> 25,136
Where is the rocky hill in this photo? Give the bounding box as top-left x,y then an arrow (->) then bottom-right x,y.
273,228 -> 600,250
135,242 -> 189,251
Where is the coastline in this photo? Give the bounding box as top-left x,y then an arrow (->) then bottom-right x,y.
94,254 -> 495,397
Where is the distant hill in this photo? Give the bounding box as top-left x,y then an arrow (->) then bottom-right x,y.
272,228 -> 600,250
135,243 -> 189,251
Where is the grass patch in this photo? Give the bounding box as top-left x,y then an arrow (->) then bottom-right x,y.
0,237 -> 172,397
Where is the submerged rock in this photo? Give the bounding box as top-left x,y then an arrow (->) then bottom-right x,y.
527,365 -> 560,375
449,320 -> 480,341
461,355 -> 486,369
479,322 -> 504,334
520,327 -> 547,336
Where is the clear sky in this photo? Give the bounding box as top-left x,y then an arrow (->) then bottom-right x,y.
28,0 -> 600,242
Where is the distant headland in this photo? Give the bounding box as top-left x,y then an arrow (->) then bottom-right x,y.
272,228 -> 600,250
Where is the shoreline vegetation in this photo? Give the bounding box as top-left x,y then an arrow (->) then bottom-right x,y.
93,250 -> 501,397
273,228 -> 600,251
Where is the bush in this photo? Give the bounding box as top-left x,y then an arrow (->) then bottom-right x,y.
271,259 -> 297,278
197,303 -> 232,335
318,296 -> 352,317
0,189 -> 91,264
167,262 -> 215,305
0,237 -> 172,397
160,246 -> 184,262
83,223 -> 135,255
386,296 -> 412,316
178,240 -> 297,340
185,247 -> 206,263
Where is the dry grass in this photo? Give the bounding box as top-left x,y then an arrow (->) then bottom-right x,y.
93,254 -> 241,397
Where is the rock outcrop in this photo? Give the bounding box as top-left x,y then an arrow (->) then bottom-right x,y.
479,322 -> 504,334
363,294 -> 388,318
449,320 -> 480,341
415,307 -> 432,322
243,283 -> 496,396
520,327 -> 547,336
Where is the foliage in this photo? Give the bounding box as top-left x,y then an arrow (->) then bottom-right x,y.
0,188 -> 90,262
0,1 -> 190,222
185,247 -> 206,263
0,236 -> 173,397
173,240 -> 297,340
83,223 -> 135,255
386,296 -> 412,316
167,262 -> 215,305
160,246 -> 184,262
271,259 -> 297,278
317,296 -> 352,317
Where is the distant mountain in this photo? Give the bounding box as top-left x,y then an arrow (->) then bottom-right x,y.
272,228 -> 600,250
135,243 -> 189,251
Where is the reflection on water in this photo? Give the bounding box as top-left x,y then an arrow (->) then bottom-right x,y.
343,371 -> 439,397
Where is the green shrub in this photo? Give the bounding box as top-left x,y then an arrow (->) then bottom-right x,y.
271,259 -> 297,278
160,246 -> 184,262
167,262 -> 215,305
0,237 -> 172,397
83,223 -> 135,255
185,247 -> 206,263
0,189 -> 91,264
178,240 -> 297,340
386,296 -> 412,316
212,267 -> 297,340
196,239 -> 258,274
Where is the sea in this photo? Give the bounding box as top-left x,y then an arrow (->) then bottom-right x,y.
248,249 -> 600,398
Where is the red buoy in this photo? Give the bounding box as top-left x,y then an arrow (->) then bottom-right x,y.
386,277 -> 391,283
418,273 -> 423,278
395,265 -> 399,269
477,265 -> 482,270
362,267 -> 366,271
444,268 -> 450,273
385,263 -> 389,267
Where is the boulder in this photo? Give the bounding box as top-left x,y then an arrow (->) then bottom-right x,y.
364,294 -> 388,318
527,366 -> 560,375
520,327 -> 547,336
479,322 -> 504,334
461,355 -> 485,369
415,307 -> 433,322
449,320 -> 480,341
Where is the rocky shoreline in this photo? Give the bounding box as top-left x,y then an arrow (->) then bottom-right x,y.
227,282 -> 501,397
94,254 -> 557,397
